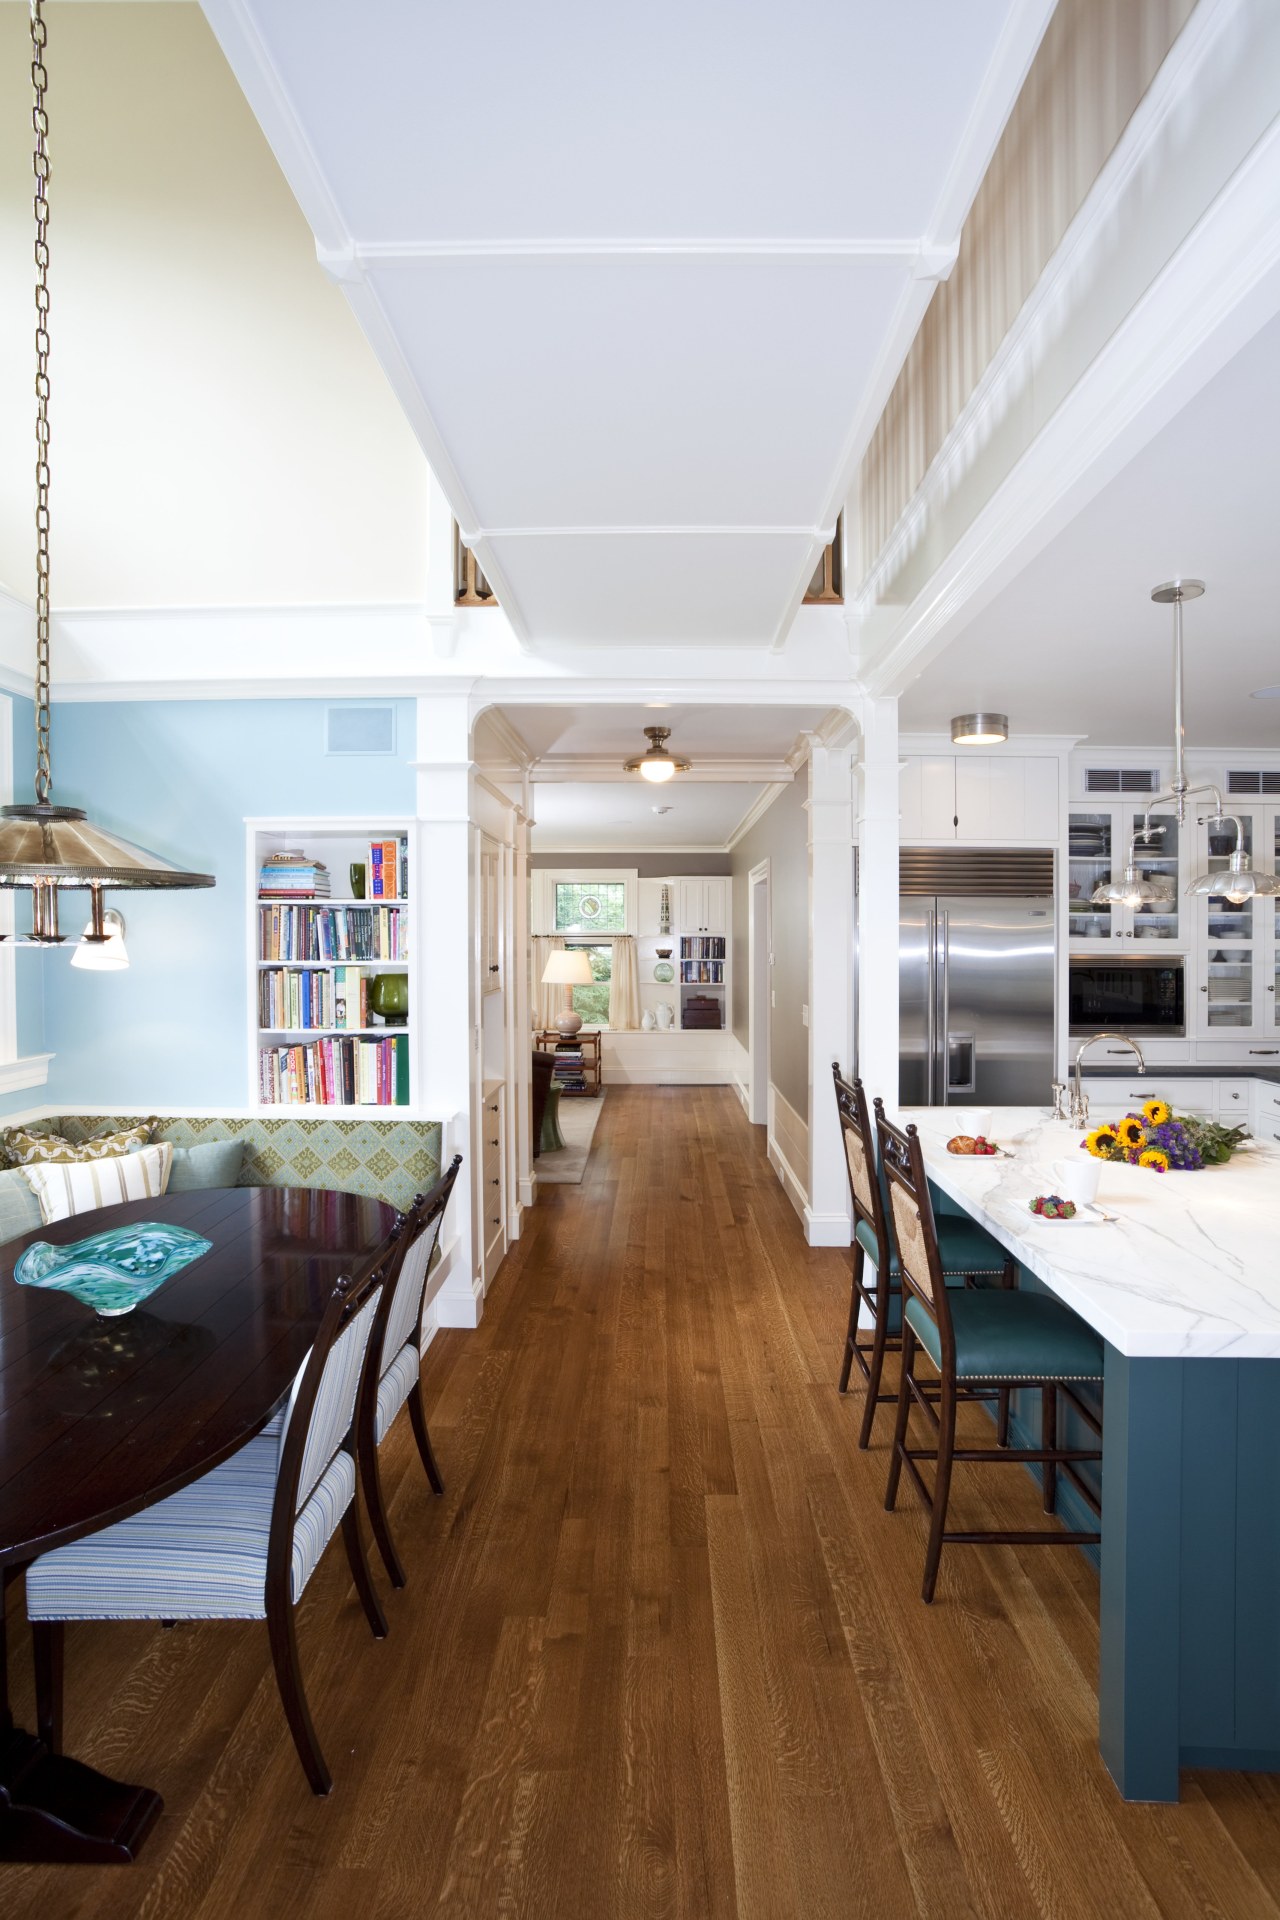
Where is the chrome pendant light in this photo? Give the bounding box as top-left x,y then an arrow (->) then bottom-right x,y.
0,1 -> 213,949
1091,581 -> 1280,908
623,726 -> 691,784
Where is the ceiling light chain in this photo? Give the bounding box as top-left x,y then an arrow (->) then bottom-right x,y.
31,0 -> 52,806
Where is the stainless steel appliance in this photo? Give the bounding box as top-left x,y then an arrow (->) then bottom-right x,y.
1067,955 -> 1185,1037
899,849 -> 1055,1107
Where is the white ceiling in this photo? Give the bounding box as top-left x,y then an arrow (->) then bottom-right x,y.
483,702 -> 834,763
531,780 -> 771,853
899,308 -> 1280,750
203,0 -> 1053,652
0,2 -> 429,609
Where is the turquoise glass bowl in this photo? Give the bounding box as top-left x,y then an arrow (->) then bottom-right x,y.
14,1221 -> 213,1316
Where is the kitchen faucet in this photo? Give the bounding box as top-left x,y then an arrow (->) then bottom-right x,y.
1069,1033 -> 1145,1128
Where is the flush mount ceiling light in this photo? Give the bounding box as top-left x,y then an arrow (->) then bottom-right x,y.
0,2 -> 213,951
1250,686 -> 1280,699
950,713 -> 1008,745
623,726 -> 691,784
1092,581 -> 1280,909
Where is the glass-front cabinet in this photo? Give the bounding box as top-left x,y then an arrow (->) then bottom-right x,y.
1193,807 -> 1280,1044
1068,807 -> 1182,946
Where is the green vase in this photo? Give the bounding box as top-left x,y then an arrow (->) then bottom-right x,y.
369,972 -> 408,1025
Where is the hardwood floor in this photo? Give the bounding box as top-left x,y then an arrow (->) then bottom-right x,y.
5,1085 -> 1280,1917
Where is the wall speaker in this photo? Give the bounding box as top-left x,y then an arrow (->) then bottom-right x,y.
326,704 -> 396,756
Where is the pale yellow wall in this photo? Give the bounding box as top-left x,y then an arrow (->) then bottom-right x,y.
857,0 -> 1196,584
0,3 -> 429,609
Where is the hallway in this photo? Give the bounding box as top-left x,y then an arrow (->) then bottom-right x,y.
6,1087 -> 1280,1918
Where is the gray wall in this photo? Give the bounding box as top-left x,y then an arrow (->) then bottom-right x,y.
729,778 -> 809,1122
529,851 -> 732,876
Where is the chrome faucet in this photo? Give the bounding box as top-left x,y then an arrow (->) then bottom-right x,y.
1069,1033 -> 1145,1128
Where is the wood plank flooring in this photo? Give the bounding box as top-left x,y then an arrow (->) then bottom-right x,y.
4,1085 -> 1280,1917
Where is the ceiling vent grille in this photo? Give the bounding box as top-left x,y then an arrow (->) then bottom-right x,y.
1227,769 -> 1280,796
1084,768 -> 1157,794
325,705 -> 396,756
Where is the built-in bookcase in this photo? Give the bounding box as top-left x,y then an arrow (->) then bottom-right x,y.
247,819 -> 416,1111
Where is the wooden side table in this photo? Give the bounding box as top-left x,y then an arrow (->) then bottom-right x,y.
535,1030 -> 603,1097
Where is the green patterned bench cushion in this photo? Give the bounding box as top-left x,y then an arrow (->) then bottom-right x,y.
20,1114 -> 443,1216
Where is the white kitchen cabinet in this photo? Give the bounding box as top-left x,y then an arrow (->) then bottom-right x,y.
478,835 -> 502,994
899,755 -> 1058,843
1068,806 -> 1183,947
1193,807 -> 1280,1045
678,877 -> 727,935
480,1081 -> 506,1289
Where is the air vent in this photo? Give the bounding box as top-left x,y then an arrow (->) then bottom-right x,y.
899,848 -> 1054,897
325,704 -> 396,756
1227,769 -> 1280,796
1084,768 -> 1157,794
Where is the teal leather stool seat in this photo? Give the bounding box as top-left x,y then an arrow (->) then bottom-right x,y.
905,1289 -> 1104,1382
854,1213 -> 1009,1283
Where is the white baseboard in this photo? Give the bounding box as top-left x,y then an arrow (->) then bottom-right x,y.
518,1173 -> 536,1207
428,1230 -> 484,1328
767,1134 -> 808,1225
602,1064 -> 734,1085
804,1207 -> 853,1248
733,1076 -> 751,1116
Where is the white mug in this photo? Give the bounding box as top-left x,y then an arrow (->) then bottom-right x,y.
1053,1155 -> 1100,1207
964,1108 -> 992,1140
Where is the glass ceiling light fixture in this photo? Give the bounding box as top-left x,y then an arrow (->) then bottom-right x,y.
1092,580 -> 1280,910
951,713 -> 1008,745
622,726 -> 691,784
0,1 -> 214,952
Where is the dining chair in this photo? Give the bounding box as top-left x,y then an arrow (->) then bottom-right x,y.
877,1108 -> 1103,1603
358,1154 -> 463,1587
832,1064 -> 1016,1447
25,1261 -> 388,1796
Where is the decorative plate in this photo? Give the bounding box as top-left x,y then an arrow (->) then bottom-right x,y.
15,1221 -> 214,1316
578,894 -> 602,920
653,961 -> 675,983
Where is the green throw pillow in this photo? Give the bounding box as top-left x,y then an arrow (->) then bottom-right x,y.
166,1139 -> 246,1192
0,1163 -> 43,1242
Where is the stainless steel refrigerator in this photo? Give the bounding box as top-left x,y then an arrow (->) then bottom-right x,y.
898,849 -> 1055,1108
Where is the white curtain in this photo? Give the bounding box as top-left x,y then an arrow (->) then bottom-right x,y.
531,934 -> 565,1032
609,935 -> 641,1031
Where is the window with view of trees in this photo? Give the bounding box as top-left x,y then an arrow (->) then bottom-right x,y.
554,882 -> 627,934
569,943 -> 612,1026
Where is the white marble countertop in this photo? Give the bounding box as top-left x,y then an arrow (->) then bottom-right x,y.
904,1106 -> 1280,1360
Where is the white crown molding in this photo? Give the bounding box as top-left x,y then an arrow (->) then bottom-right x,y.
475,707 -> 534,772
726,782 -> 789,849
344,237 -> 947,264
462,522 -> 837,542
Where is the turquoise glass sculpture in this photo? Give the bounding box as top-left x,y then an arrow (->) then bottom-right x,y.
14,1221 -> 213,1316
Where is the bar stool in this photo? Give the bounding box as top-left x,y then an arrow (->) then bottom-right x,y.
832,1064 -> 1016,1448
877,1107 -> 1103,1604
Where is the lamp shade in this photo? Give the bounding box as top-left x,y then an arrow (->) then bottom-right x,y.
541,949 -> 594,986
70,908 -> 128,971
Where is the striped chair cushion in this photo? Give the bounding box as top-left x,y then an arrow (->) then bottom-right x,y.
294,1295 -> 378,1509
382,1230 -> 432,1367
22,1141 -> 173,1225
375,1339 -> 421,1444
24,1432 -> 354,1621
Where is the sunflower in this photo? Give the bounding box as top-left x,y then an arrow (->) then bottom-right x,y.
1139,1147 -> 1170,1173
1116,1116 -> 1146,1151
1142,1099 -> 1172,1127
1084,1125 -> 1121,1159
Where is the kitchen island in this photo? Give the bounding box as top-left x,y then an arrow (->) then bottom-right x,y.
904,1104 -> 1280,1802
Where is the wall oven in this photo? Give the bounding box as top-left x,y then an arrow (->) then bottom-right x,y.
1068,956 -> 1185,1037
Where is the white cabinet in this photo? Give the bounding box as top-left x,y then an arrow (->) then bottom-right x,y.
479,835 -> 502,994
899,756 -> 1058,843
1068,805 -> 1183,947
480,1082 -> 506,1288
678,877 -> 727,935
1192,806 -> 1280,1047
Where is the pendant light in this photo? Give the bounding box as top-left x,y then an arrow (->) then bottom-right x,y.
1089,833 -> 1176,910
0,1 -> 214,951
1091,580 -> 1280,907
622,726 -> 691,784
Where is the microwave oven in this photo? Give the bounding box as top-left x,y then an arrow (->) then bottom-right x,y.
1068,956 -> 1185,1037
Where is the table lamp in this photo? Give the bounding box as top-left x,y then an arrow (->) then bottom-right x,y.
541,949 -> 593,1037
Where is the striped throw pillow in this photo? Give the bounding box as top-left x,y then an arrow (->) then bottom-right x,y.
23,1142 -> 174,1225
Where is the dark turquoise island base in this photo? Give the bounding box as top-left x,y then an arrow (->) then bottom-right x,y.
1100,1349 -> 1280,1801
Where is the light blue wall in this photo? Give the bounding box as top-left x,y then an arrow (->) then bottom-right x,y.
11,694 -> 46,1071
39,698 -> 416,1107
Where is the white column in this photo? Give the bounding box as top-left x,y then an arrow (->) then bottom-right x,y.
856,695 -> 901,1115
511,799 -> 534,1211
413,688 -> 481,1326
805,743 -> 856,1247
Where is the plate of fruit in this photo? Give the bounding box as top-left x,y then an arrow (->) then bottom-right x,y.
1026,1194 -> 1106,1226
947,1134 -> 999,1156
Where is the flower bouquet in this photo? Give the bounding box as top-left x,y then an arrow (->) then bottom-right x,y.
1083,1099 -> 1247,1173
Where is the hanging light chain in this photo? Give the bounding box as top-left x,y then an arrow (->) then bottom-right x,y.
31,0 -> 52,807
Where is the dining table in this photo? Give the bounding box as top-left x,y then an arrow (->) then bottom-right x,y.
905,1104 -> 1280,1803
0,1181 -> 399,1863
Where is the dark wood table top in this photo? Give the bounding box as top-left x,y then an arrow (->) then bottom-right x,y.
0,1184 -> 399,1569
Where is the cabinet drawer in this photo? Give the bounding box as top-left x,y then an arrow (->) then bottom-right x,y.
1083,1076 -> 1211,1111
1217,1080 -> 1253,1111
1253,1082 -> 1280,1119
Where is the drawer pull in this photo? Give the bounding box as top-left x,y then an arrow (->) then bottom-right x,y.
488,1102 -> 499,1112
1249,1049 -> 1279,1056
490,1176 -> 500,1187
492,1216 -> 500,1226
488,1137 -> 499,1147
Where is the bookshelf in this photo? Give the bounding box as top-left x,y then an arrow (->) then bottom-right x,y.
248,820 -> 416,1111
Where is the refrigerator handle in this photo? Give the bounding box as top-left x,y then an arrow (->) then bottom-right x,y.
938,909 -> 950,1108
924,907 -> 936,1105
